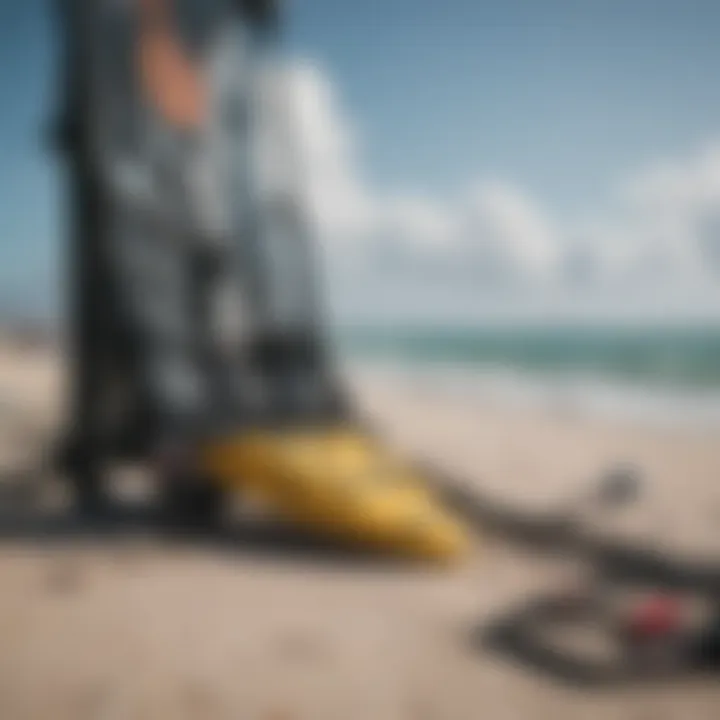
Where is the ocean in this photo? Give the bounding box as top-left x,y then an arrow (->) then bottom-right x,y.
338,324 -> 720,431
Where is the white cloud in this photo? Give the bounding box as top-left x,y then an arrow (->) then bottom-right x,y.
285,61 -> 561,280
619,143 -> 720,283
283,58 -> 720,321
462,181 -> 560,279
379,194 -> 457,251
286,61 -> 371,242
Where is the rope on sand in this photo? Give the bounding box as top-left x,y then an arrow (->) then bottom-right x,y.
425,463 -> 720,593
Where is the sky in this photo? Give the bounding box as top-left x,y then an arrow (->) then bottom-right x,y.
3,0 -> 720,324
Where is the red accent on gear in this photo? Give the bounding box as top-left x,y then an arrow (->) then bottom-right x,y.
626,596 -> 682,639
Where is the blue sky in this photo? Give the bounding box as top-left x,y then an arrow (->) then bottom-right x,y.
286,0 -> 720,217
0,1 -> 57,318
3,0 -> 720,322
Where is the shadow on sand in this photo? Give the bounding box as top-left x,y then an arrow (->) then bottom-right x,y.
0,499 -> 423,572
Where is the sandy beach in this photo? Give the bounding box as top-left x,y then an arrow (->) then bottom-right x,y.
1,338 -> 720,719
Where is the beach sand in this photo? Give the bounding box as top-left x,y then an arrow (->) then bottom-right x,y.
1,339 -> 720,719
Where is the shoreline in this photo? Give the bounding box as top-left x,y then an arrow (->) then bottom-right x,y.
345,358 -> 720,436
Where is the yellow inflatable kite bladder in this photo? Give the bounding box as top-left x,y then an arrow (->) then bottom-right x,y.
200,428 -> 471,563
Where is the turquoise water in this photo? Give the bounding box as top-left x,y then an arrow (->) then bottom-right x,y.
338,325 -> 720,389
